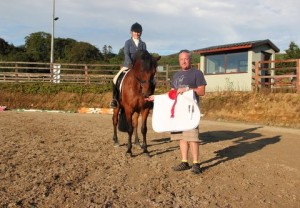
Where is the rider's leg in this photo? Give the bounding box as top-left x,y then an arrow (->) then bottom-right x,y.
110,67 -> 128,108
110,83 -> 119,108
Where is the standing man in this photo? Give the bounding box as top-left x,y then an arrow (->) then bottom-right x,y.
169,49 -> 207,174
110,22 -> 147,108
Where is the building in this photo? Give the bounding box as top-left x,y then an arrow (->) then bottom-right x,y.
194,39 -> 280,92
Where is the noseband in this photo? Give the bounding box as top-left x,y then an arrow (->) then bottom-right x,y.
135,75 -> 155,90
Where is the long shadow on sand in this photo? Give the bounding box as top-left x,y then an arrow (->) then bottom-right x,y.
199,127 -> 264,144
148,137 -> 178,157
149,127 -> 267,158
199,127 -> 281,171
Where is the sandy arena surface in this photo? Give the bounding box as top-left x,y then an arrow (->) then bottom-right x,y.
0,111 -> 299,207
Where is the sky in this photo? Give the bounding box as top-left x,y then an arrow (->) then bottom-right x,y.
1,0 -> 300,55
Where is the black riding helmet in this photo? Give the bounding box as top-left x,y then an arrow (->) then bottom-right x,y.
131,22 -> 143,33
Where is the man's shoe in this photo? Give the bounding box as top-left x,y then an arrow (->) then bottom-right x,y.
172,162 -> 190,171
110,99 -> 118,108
191,163 -> 202,174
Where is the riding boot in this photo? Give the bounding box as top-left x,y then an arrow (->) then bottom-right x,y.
110,83 -> 119,108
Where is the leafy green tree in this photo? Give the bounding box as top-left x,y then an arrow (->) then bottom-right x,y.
285,41 -> 300,59
54,38 -> 76,62
0,38 -> 12,56
65,41 -> 103,63
24,32 -> 51,62
102,45 -> 108,56
118,47 -> 124,58
0,38 -> 29,62
275,41 -> 300,75
101,45 -> 116,62
6,46 -> 30,62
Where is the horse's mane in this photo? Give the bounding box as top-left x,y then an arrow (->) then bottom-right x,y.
132,50 -> 153,71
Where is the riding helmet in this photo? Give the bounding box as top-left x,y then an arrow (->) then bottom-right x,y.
131,22 -> 143,33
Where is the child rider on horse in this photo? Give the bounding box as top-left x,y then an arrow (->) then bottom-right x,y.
110,22 -> 147,108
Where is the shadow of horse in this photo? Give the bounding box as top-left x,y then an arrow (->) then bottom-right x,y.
145,137 -> 180,157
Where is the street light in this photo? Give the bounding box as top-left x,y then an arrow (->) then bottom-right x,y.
50,0 -> 59,65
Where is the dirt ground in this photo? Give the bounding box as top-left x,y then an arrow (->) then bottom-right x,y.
0,111 -> 299,208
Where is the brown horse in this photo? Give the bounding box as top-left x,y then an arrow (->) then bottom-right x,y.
112,50 -> 161,157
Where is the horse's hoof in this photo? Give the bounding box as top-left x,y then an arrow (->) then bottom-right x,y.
133,142 -> 142,149
114,143 -> 120,147
143,152 -> 151,158
126,152 -> 133,157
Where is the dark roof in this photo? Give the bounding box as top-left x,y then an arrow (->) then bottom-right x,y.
193,39 -> 280,54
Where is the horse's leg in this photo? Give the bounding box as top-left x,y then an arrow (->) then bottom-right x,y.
125,110 -> 134,156
112,107 -> 120,147
140,109 -> 150,157
132,113 -> 141,147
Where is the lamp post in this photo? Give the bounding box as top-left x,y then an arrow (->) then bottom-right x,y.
50,0 -> 59,66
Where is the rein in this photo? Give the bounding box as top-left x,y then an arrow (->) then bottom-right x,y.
135,75 -> 153,87
131,52 -> 157,97
134,75 -> 155,97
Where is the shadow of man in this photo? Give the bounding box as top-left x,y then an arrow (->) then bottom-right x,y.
199,127 -> 264,144
201,135 -> 281,171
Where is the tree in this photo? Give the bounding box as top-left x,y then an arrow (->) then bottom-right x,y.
65,41 -> 103,63
6,46 -> 30,62
25,32 -> 51,62
0,38 -> 12,56
101,45 -> 116,62
118,47 -> 124,58
54,38 -> 77,62
275,41 -> 300,75
285,41 -> 300,59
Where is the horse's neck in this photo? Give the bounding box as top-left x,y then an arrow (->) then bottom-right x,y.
128,67 -> 141,81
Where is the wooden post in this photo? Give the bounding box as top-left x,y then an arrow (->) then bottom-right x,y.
166,64 -> 169,83
84,64 -> 88,84
15,63 -> 18,83
297,59 -> 300,93
254,61 -> 259,92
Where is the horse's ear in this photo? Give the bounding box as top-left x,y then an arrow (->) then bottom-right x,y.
154,56 -> 161,62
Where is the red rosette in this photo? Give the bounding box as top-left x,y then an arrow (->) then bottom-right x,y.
168,89 -> 177,100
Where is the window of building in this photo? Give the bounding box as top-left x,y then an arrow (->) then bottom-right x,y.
205,51 -> 248,74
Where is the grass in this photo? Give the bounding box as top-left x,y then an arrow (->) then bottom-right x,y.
0,83 -> 299,128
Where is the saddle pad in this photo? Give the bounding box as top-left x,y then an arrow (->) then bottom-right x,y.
118,70 -> 129,93
152,90 -> 201,133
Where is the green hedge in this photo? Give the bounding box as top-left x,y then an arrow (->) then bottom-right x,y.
0,83 -> 112,94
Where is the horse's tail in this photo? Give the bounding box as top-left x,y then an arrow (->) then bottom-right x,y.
118,109 -> 129,132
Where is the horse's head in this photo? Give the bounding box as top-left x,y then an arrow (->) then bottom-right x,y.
133,50 -> 161,98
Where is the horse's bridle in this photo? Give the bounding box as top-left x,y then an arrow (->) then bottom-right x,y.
135,75 -> 155,90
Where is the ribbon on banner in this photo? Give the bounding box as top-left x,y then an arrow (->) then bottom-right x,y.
168,89 -> 177,118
